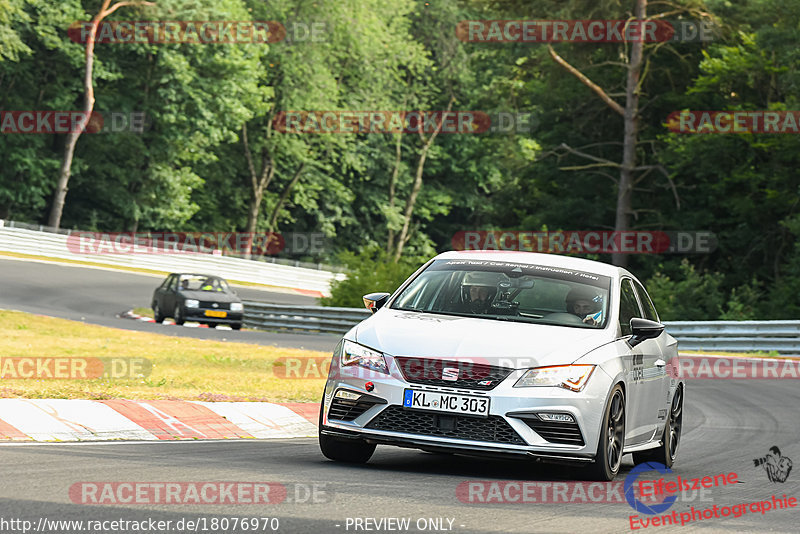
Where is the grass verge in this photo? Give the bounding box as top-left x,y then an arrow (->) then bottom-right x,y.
0,310 -> 328,402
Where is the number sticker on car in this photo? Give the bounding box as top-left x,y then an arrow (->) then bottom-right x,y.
403,389 -> 489,417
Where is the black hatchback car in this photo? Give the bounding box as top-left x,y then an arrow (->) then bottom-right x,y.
152,273 -> 243,329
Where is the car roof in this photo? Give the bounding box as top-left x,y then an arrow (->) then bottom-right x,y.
433,250 -> 627,279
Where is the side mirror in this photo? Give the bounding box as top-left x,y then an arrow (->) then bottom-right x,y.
363,292 -> 391,313
628,317 -> 665,347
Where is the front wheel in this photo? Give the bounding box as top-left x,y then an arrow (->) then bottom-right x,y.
153,303 -> 164,323
633,385 -> 683,468
173,305 -> 185,325
318,403 -> 376,463
586,384 -> 625,481
231,323 -> 242,331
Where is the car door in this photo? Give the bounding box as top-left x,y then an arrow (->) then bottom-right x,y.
153,275 -> 173,309
162,275 -> 178,313
632,279 -> 671,436
617,278 -> 649,444
620,277 -> 665,443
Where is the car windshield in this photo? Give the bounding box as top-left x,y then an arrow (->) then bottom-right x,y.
390,259 -> 612,328
178,275 -> 230,293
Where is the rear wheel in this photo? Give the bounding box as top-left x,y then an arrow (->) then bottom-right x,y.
153,303 -> 164,323
173,305 -> 185,325
318,400 -> 376,464
232,323 -> 242,331
586,385 -> 625,481
633,385 -> 683,468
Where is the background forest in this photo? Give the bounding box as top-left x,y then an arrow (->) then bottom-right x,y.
1,0 -> 798,318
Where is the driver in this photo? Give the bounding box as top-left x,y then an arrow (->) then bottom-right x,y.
565,287 -> 602,325
459,271 -> 502,314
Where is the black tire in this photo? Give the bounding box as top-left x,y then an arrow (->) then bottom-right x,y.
318,400 -> 376,464
633,385 -> 683,468
231,323 -> 242,330
153,303 -> 164,323
209,323 -> 218,328
173,305 -> 185,325
586,384 -> 626,481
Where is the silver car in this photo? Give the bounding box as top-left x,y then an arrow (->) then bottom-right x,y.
318,251 -> 684,480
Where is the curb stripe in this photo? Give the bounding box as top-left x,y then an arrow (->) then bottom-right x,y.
0,417 -> 29,440
0,399 -> 318,442
100,400 -> 253,440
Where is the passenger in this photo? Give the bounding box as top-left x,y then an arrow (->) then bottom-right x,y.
565,287 -> 602,325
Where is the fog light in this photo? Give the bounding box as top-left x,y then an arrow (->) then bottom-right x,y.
538,412 -> 575,423
334,390 -> 361,401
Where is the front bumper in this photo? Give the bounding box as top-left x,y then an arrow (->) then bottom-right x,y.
184,308 -> 243,324
321,355 -> 613,461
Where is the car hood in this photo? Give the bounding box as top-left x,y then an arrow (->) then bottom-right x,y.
354,308 -> 613,369
178,290 -> 240,303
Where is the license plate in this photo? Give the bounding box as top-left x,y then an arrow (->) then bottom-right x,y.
204,310 -> 227,318
403,389 -> 489,416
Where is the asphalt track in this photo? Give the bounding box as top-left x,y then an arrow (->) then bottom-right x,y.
0,380 -> 798,533
0,257 -> 341,352
1,257 -> 798,532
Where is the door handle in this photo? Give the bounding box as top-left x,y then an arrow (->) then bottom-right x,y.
655,359 -> 666,367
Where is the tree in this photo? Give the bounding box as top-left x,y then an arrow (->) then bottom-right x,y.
48,0 -> 153,229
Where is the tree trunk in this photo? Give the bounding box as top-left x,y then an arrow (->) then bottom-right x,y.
386,133 -> 403,255
242,121 -> 275,257
392,99 -> 454,262
48,16 -> 101,228
48,0 -> 152,229
613,0 -> 646,268
267,162 -> 305,233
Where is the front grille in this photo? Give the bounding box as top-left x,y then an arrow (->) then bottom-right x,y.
524,419 -> 585,446
366,406 -> 525,445
200,301 -> 230,309
327,395 -> 385,422
394,357 -> 513,390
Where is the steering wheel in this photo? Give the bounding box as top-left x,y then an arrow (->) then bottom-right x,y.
542,312 -> 585,325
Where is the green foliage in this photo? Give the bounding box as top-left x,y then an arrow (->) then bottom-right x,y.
646,260 -> 727,321
320,246 -> 421,308
646,259 -> 763,321
1,0 -> 799,319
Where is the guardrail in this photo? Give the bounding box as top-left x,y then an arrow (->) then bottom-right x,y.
242,305 -> 800,354
0,221 -> 344,296
664,321 -> 800,354
243,302 -> 371,334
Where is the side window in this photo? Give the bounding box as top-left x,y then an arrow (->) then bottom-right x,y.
633,280 -> 659,322
618,279 -> 643,336
168,275 -> 179,291
160,275 -> 173,290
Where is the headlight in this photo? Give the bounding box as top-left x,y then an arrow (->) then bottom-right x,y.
341,340 -> 389,375
184,299 -> 199,308
514,365 -> 596,392
230,302 -> 243,312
